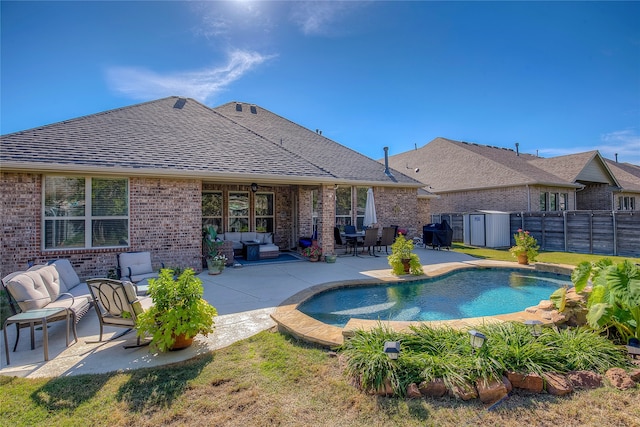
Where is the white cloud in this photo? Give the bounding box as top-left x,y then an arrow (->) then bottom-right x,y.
107,50 -> 275,102
537,129 -> 640,165
289,1 -> 359,36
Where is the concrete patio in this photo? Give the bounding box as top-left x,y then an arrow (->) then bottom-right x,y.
1,248 -> 492,379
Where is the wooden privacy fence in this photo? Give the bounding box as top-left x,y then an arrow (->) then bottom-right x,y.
433,211 -> 639,257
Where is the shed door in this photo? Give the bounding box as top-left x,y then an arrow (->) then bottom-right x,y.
469,214 -> 486,246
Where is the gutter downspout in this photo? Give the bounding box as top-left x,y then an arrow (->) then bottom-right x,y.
526,184 -> 531,211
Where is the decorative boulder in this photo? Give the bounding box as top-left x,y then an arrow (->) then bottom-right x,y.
566,370 -> 603,389
605,368 -> 637,390
507,372 -> 544,393
543,373 -> 573,396
418,379 -> 448,398
476,378 -> 508,404
450,382 -> 478,401
406,383 -> 422,399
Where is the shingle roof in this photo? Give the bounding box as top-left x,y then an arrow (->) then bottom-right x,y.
386,137 -> 577,192
214,101 -> 421,186
1,97 -> 422,187
605,160 -> 640,192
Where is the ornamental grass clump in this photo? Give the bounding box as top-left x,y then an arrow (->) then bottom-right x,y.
509,229 -> 539,261
339,322 -> 631,398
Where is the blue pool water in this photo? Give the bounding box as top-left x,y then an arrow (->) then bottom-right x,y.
297,268 -> 570,327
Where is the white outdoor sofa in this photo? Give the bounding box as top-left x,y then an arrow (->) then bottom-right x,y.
1,259 -> 92,353
217,231 -> 280,259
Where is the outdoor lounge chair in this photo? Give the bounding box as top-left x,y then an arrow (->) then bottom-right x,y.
377,226 -> 397,254
86,278 -> 153,348
117,251 -> 164,294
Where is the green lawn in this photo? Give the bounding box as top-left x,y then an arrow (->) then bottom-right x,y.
450,243 -> 639,266
1,246 -> 638,426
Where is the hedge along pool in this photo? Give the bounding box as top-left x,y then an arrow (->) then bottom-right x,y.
297,268 -> 571,327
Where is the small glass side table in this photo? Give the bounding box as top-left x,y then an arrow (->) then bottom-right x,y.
3,307 -> 76,364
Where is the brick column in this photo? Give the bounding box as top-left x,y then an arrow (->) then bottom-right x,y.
319,185 -> 336,255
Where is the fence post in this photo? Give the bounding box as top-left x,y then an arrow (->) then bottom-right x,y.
563,210 -> 568,252
612,211 -> 618,256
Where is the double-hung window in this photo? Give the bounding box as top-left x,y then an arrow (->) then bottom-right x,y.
335,186 -> 352,229
202,191 -> 223,233
255,192 -> 274,232
43,176 -> 129,249
228,191 -> 249,232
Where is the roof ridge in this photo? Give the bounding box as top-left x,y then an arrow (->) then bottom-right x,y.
1,96 -> 182,137
214,102 -> 339,178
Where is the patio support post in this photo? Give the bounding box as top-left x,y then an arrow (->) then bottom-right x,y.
319,185 -> 336,255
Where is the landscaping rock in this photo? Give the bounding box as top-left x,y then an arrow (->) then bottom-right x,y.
543,373 -> 573,396
406,383 -> 422,399
566,370 -> 603,389
476,378 -> 508,404
419,379 -> 448,398
449,382 -> 478,401
502,376 -> 513,394
507,372 -> 544,392
605,368 -> 637,390
537,300 -> 555,310
629,369 -> 640,382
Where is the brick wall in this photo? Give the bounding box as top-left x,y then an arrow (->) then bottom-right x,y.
374,186 -> 420,238
577,184 -> 613,210
1,173 -> 41,274
1,173 -> 202,279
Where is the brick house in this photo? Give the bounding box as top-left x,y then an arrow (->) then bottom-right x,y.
386,137 -> 640,223
1,97 -> 423,278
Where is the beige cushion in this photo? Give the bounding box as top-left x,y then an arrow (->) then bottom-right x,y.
6,272 -> 52,311
119,252 -> 154,281
28,264 -> 63,300
50,259 -> 81,290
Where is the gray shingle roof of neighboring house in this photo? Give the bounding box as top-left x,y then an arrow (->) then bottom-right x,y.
213,101 -> 421,186
385,137 -> 581,193
1,97 -> 422,187
605,160 -> 640,192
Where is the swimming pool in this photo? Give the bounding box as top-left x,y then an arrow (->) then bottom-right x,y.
297,268 -> 570,327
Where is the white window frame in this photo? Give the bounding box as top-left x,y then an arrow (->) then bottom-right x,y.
42,176 -> 129,250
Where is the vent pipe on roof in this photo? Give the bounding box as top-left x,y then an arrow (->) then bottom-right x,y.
383,147 -> 393,177
515,142 -> 520,156
615,153 -> 618,163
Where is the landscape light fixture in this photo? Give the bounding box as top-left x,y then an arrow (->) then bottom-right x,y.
383,341 -> 401,360
468,330 -> 486,350
250,183 -> 258,193
524,320 -> 543,337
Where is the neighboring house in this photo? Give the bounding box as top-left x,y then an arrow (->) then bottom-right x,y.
1,97 -> 423,278
386,137 -> 639,219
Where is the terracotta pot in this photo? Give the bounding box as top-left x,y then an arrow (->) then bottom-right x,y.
401,258 -> 411,273
517,253 -> 529,265
170,333 -> 194,351
309,255 -> 319,262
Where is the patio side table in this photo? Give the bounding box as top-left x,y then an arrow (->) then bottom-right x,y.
3,307 -> 76,364
241,241 -> 261,261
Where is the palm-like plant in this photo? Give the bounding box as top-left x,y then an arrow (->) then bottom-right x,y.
570,259 -> 640,342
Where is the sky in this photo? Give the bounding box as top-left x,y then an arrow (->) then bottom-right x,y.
2,1 -> 639,165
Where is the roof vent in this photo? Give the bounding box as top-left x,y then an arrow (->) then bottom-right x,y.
173,98 -> 187,109
235,103 -> 242,112
250,105 -> 257,114
515,142 -> 520,156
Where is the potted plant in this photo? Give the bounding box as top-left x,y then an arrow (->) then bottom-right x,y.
509,229 -> 539,264
203,225 -> 226,275
136,268 -> 218,352
302,243 -> 322,262
387,233 -> 424,275
325,252 -> 337,263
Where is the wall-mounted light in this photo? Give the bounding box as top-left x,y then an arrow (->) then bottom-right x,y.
468,330 -> 486,351
383,341 -> 401,360
250,183 -> 258,193
524,320 -> 543,337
